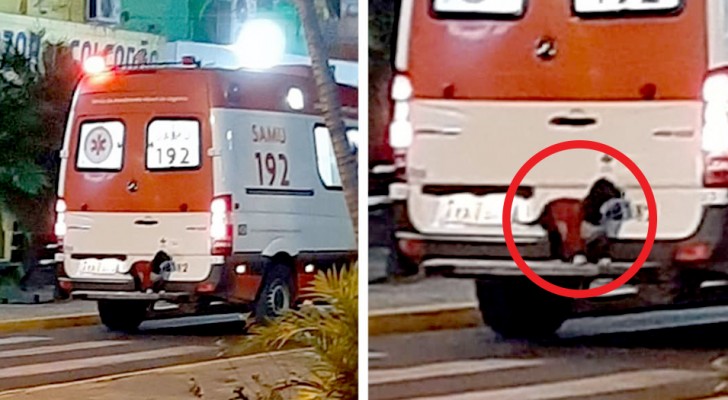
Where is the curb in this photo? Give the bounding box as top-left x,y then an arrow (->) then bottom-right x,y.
369,302 -> 481,336
0,313 -> 99,333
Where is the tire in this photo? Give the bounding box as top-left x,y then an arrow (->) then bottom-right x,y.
476,280 -> 572,339
97,300 -> 148,332
254,263 -> 293,323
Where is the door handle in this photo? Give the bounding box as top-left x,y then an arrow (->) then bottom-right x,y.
134,219 -> 158,226
549,115 -> 597,127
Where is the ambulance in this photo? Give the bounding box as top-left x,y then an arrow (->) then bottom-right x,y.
54,57 -> 358,331
389,0 -> 728,338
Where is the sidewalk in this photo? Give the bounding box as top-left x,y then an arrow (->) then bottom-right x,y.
369,276 -> 476,311
369,275 -> 481,336
0,349 -> 310,400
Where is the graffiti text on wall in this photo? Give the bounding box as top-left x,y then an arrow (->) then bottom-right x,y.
1,29 -> 159,66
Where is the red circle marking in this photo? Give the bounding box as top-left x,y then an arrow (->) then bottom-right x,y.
502,140 -> 657,299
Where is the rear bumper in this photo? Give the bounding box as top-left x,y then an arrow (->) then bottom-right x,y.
420,257 -> 659,278
71,290 -> 191,301
59,277 -> 135,292
391,200 -> 728,278
58,264 -> 226,301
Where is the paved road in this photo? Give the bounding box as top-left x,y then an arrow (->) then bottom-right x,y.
0,300 -> 96,321
0,313 -> 253,392
369,306 -> 728,400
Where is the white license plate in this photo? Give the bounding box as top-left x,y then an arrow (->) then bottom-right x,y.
631,203 -> 650,222
78,259 -> 123,275
438,193 -> 528,226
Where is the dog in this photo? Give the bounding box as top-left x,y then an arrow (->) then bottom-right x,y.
540,179 -> 625,264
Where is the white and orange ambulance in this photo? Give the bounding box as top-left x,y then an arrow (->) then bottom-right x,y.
389,0 -> 728,338
54,57 -> 358,331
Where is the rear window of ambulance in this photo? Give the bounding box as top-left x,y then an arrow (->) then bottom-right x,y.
573,0 -> 683,17
75,120 -> 125,171
431,0 -> 683,19
145,119 -> 202,171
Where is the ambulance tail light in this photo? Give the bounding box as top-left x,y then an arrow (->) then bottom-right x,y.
54,198 -> 67,243
389,75 -> 413,172
210,195 -> 233,256
702,73 -> 728,187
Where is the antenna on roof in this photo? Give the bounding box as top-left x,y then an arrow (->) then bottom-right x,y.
112,56 -> 202,71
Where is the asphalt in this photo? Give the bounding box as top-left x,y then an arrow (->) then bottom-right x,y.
369,312 -> 728,400
0,313 -> 258,392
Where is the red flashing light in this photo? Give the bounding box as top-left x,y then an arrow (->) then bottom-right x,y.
83,56 -> 107,75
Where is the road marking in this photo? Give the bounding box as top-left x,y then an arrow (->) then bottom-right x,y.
141,314 -> 245,330
0,341 -> 128,359
0,348 -> 311,397
0,337 -> 50,346
406,369 -> 714,400
369,351 -> 387,360
370,359 -> 544,386
0,345 -> 212,379
561,306 -> 728,339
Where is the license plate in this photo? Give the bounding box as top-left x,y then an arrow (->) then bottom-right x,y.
631,203 -> 650,222
78,259 -> 123,275
161,261 -> 189,273
438,193 -> 528,226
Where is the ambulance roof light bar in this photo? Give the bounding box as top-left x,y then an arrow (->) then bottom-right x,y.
112,56 -> 202,71
83,56 -> 204,77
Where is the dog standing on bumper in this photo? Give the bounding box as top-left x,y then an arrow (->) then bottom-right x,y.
541,179 -> 631,266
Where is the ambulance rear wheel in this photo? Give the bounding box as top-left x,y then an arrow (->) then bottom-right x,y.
98,300 -> 148,332
475,280 -> 571,339
254,264 -> 292,323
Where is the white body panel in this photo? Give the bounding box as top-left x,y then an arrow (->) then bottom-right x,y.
405,99 -> 728,241
62,212 -> 213,282
210,109 -> 355,255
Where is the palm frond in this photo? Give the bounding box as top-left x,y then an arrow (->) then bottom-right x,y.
244,264 -> 358,400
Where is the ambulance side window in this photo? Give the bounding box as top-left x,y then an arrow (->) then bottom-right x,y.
146,119 -> 201,170
313,125 -> 343,189
76,121 -> 125,171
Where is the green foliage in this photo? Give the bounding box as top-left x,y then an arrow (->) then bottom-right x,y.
368,0 -> 396,165
0,51 -> 45,197
369,0 -> 396,60
244,265 -> 358,400
0,40 -> 79,234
